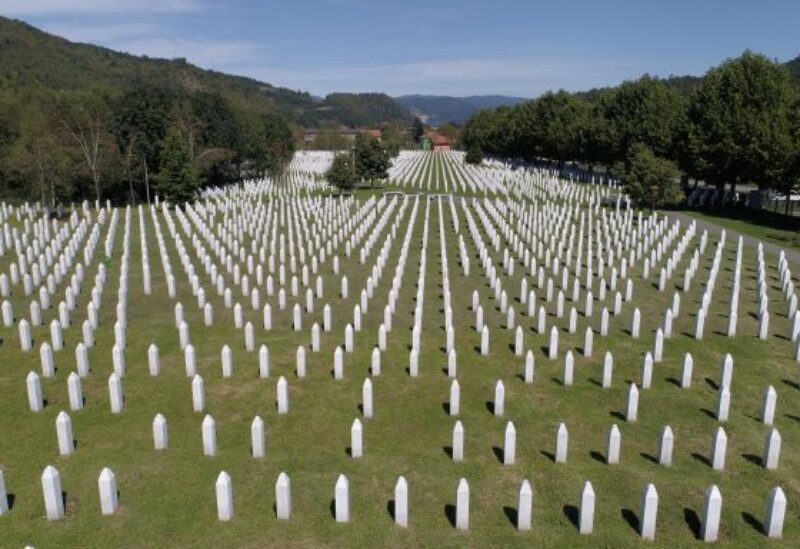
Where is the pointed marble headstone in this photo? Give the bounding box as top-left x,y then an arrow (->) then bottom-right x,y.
606,424 -> 621,464
216,471 -> 233,521
251,416 -> 265,458
153,413 -> 168,450
335,474 -> 349,523
763,428 -> 781,470
579,481 -> 595,534
626,383 -> 639,422
504,421 -> 516,465
494,380 -> 505,416
108,373 -> 123,413
98,467 -> 118,515
681,353 -> 693,389
276,472 -> 291,520
555,423 -> 568,463
41,465 -> 65,521
710,426 -> 727,470
640,483 -> 658,540
764,486 -> 786,539
351,419 -> 363,458
450,380 -> 460,416
701,485 -> 722,542
456,478 -> 469,530
761,386 -> 777,426
277,376 -> 289,414
453,420 -> 464,461
517,479 -> 532,531
395,476 -> 408,528
658,426 -> 674,466
202,415 -> 217,456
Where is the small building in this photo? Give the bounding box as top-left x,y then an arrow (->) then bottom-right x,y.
421,131 -> 451,152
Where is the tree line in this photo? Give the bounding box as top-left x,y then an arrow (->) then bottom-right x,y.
0,84 -> 295,207
462,51 -> 800,212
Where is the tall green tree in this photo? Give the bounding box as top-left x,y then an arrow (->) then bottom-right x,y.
465,145 -> 484,165
154,127 -> 200,204
112,85 -> 172,203
684,51 -> 796,202
599,75 -> 686,166
412,118 -> 425,143
528,91 -> 590,166
59,92 -> 113,202
325,153 -> 356,194
616,143 -> 682,211
354,134 -> 391,186
243,113 -> 295,180
6,100 -> 67,207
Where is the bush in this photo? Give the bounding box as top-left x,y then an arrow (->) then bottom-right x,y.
465,146 -> 484,165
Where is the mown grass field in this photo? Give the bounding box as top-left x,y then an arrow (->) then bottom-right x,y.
0,152 -> 799,547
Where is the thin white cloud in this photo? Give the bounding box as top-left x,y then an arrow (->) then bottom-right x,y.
0,0 -> 203,16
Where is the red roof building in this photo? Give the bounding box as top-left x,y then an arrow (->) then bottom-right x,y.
425,131 -> 451,152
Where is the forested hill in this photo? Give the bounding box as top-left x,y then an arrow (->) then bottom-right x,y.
0,17 -> 413,128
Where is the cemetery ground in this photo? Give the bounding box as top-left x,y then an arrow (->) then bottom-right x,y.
678,208 -> 800,254
0,152 -> 799,547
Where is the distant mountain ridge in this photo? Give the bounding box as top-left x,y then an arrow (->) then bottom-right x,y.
396,94 -> 528,126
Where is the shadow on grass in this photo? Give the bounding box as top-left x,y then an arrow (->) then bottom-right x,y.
492,446 -> 504,463
621,508 -> 639,534
683,507 -> 701,539
640,452 -> 659,464
563,504 -> 579,529
444,504 -> 457,527
781,379 -> 799,390
503,506 -> 518,528
387,499 -> 395,521
741,511 -> 763,533
742,453 -> 762,466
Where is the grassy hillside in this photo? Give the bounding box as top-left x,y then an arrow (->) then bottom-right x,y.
0,17 -> 412,128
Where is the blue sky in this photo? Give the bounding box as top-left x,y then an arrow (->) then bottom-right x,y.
1,0 -> 799,97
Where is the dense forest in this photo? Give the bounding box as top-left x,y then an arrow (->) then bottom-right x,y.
0,17 -> 420,205
0,17 -> 415,129
462,51 -> 800,211
0,82 -> 296,205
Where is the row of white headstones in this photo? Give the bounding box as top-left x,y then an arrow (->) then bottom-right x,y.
3,164 -> 798,539
13,464 -> 786,541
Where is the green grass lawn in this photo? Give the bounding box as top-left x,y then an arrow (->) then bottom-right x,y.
0,157 -> 799,547
678,208 -> 800,253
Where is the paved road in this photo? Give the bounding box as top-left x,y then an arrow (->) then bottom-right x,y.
665,211 -> 800,269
